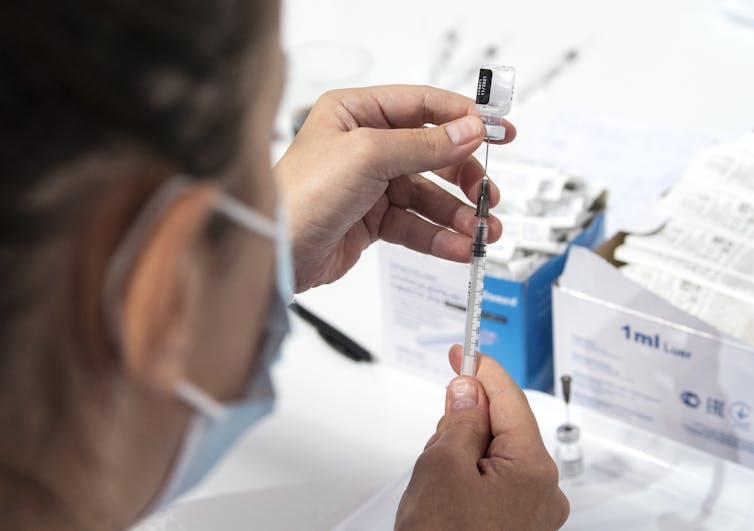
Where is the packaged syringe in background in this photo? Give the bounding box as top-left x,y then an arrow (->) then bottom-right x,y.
483,160 -> 606,282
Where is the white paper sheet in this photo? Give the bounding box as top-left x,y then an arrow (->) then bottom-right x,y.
621,264 -> 754,346
614,243 -> 754,306
624,221 -> 754,284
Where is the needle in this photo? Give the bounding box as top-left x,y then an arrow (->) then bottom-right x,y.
460,141 -> 492,376
483,139 -> 490,177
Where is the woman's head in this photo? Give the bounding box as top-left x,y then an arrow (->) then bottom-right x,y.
0,1 -> 284,526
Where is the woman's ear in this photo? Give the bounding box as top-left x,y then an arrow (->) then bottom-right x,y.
119,184 -> 220,394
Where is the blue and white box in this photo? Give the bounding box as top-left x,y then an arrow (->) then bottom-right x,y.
378,212 -> 605,390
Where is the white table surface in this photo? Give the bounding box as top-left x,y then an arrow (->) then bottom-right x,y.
135,0 -> 754,528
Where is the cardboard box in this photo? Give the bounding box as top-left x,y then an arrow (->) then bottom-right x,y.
378,212 -> 605,390
553,240 -> 754,468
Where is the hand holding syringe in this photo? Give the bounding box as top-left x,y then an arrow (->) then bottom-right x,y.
460,65 -> 516,377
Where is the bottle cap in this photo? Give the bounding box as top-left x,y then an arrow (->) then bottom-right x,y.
557,423 -> 580,443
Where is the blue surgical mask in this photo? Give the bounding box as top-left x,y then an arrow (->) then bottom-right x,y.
147,289 -> 289,512
102,177 -> 294,515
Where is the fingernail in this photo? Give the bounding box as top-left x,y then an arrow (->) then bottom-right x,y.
446,116 -> 482,146
449,378 -> 478,410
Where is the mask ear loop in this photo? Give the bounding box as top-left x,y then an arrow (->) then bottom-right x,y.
174,196 -> 282,421
102,176 -> 193,357
175,381 -> 227,422
219,194 -> 295,302
216,195 -> 277,240
103,178 -> 289,423
101,176 -> 228,422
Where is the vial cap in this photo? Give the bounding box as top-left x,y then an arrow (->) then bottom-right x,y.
557,423 -> 580,443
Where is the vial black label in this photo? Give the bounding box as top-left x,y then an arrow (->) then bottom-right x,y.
476,68 -> 493,105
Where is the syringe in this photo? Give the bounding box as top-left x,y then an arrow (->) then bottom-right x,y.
460,65 -> 515,377
461,160 -> 491,376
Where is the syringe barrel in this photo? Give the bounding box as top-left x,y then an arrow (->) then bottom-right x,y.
461,253 -> 487,376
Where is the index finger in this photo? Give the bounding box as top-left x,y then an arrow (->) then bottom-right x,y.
433,156 -> 501,209
328,85 -> 516,142
448,345 -> 542,444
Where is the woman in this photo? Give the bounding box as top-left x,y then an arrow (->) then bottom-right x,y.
0,1 -> 568,529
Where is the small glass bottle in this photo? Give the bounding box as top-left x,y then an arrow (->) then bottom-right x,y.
556,423 -> 584,478
475,65 -> 516,141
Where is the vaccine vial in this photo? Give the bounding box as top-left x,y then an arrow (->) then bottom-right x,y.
555,423 -> 584,478
475,65 -> 516,141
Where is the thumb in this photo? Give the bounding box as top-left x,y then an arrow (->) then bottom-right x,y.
428,376 -> 491,464
362,115 -> 485,179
